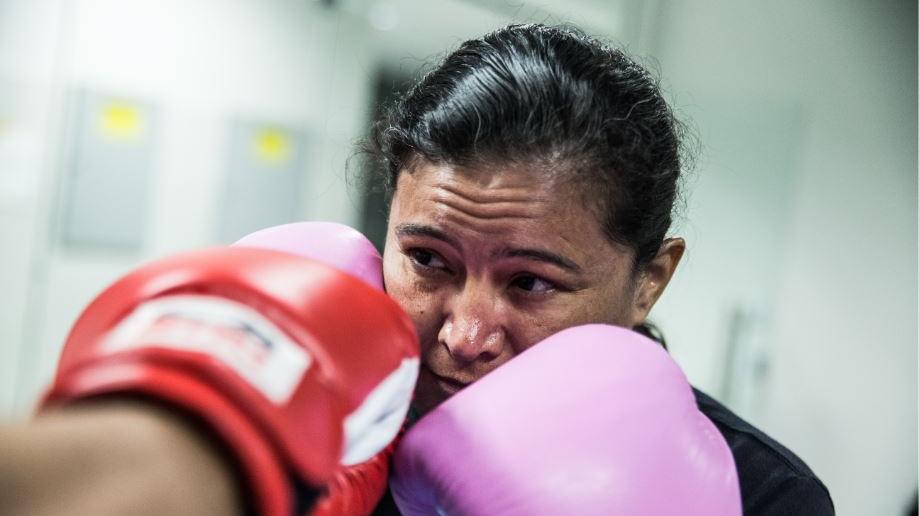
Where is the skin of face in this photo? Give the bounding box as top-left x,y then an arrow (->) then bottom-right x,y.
382,161 -> 685,416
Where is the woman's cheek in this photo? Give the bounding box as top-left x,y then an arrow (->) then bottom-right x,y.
385,270 -> 441,351
509,314 -> 565,354
406,293 -> 443,353
507,295 -> 604,352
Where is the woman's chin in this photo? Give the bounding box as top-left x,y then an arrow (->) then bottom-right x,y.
412,369 -> 456,417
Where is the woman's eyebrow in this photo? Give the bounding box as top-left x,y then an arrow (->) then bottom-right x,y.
394,223 -> 458,247
395,223 -> 581,272
497,248 -> 582,273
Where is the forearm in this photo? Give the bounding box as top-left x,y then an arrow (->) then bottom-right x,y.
0,400 -> 243,516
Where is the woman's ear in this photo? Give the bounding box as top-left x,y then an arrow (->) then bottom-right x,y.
629,238 -> 686,325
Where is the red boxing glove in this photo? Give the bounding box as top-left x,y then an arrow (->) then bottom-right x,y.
41,244 -> 419,516
234,222 -> 409,515
308,439 -> 398,515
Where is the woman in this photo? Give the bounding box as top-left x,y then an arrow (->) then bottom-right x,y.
367,24 -> 834,515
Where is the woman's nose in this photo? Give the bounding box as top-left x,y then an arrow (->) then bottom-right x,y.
438,284 -> 505,364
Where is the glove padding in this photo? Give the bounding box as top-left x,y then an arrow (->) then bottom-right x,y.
391,324 -> 741,516
235,222 -> 409,515
42,225 -> 419,516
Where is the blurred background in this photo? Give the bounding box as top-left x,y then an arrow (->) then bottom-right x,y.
0,0 -> 915,514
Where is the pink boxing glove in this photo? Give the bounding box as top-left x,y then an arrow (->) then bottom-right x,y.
391,324 -> 741,516
234,221 -> 383,291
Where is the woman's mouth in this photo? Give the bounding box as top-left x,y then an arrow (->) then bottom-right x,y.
423,365 -> 470,396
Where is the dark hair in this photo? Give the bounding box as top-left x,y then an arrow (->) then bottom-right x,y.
364,23 -> 689,344
366,23 -> 689,269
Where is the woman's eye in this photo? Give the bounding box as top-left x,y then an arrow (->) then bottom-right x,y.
408,248 -> 447,270
511,274 -> 555,294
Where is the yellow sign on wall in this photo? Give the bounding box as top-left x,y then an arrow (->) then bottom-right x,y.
98,101 -> 144,140
252,127 -> 291,164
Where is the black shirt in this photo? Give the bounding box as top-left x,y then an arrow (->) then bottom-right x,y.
694,388 -> 834,515
372,390 -> 835,515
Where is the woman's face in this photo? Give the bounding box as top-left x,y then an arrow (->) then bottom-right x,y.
382,161 -> 681,415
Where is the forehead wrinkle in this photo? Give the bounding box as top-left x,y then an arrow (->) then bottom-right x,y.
437,181 -> 552,205
433,195 -> 543,222
431,183 -> 552,222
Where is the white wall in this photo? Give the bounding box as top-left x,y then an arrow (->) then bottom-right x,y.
645,1 -> 917,515
0,0 -> 67,417
1,0 -> 383,413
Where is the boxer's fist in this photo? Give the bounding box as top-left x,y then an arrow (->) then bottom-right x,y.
42,224 -> 419,516
391,324 -> 741,516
